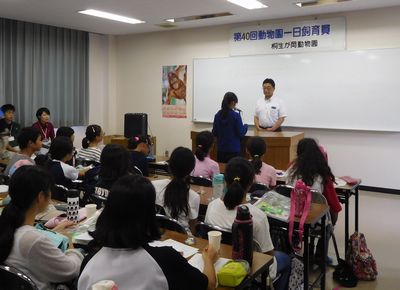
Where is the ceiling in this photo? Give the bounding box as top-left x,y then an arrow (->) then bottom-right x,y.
0,0 -> 399,35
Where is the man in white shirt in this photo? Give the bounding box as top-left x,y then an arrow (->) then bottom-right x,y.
254,78 -> 287,132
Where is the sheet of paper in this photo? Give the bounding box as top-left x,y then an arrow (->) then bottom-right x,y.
188,253 -> 230,272
0,185 -> 9,193
149,239 -> 199,258
73,232 -> 93,244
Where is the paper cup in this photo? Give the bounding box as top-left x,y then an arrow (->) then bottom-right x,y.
208,230 -> 222,251
85,204 -> 97,218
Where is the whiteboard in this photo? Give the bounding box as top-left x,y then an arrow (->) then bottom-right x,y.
193,48 -> 400,132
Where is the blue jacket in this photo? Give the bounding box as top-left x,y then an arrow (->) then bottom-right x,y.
212,110 -> 248,153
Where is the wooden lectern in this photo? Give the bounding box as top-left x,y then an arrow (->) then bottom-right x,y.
190,130 -> 304,170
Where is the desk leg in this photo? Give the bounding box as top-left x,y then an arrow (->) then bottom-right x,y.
320,215 -> 326,290
344,191 -> 350,255
355,187 -> 359,232
304,227 -> 309,290
261,271 -> 267,290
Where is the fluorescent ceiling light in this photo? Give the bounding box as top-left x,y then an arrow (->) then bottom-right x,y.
165,19 -> 175,23
227,0 -> 268,10
296,3 -> 303,7
78,9 -> 145,24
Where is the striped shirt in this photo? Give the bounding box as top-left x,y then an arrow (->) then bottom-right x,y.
77,147 -> 102,163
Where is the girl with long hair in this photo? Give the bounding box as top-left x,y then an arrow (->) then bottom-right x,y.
205,157 -> 290,290
212,92 -> 248,163
0,166 -> 83,289
152,147 -> 199,234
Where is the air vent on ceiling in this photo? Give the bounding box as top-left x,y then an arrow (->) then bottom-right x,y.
157,23 -> 177,28
296,0 -> 351,7
165,12 -> 233,23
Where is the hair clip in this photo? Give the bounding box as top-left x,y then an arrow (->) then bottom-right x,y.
254,154 -> 260,158
134,136 -> 139,141
233,176 -> 241,182
91,126 -> 95,133
197,144 -> 203,148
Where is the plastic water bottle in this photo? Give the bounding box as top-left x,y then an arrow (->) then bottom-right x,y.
212,173 -> 224,199
232,205 -> 253,266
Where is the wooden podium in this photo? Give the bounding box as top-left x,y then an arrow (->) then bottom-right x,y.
190,130 -> 304,170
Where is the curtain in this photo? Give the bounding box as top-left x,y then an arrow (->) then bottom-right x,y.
0,18 -> 89,127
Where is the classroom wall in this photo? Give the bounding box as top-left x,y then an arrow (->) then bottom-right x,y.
111,6 -> 400,190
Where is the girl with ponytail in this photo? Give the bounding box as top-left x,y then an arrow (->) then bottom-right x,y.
205,157 -> 291,290
152,147 -> 200,234
77,124 -> 104,163
0,166 -> 83,289
246,137 -> 277,188
192,130 -> 220,179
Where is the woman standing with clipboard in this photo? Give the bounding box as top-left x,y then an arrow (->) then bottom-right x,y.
212,92 -> 248,163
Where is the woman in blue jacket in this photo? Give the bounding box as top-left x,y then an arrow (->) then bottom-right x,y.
212,92 -> 248,163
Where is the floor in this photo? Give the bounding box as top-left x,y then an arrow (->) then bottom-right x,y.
313,190 -> 400,290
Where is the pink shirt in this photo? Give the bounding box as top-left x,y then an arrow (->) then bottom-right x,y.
255,162 -> 277,188
192,156 -> 220,179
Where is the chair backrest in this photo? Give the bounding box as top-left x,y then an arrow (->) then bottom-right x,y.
249,182 -> 269,193
0,265 -> 38,290
132,166 -> 144,176
156,214 -> 187,234
195,222 -> 233,245
189,176 -> 212,187
155,204 -> 166,215
0,174 -> 10,185
51,184 -> 69,202
76,158 -> 100,167
274,184 -> 294,198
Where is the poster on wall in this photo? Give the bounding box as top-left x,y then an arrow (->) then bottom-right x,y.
162,65 -> 187,118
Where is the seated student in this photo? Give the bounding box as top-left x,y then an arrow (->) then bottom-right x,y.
285,138 -> 342,223
4,127 -> 42,176
247,136 -> 277,188
285,138 -> 342,263
128,135 -> 150,176
78,175 -> 218,290
48,137 -> 86,188
0,166 -> 83,289
56,126 -> 75,143
205,157 -> 290,290
152,147 -> 199,234
56,126 -> 76,166
0,104 -> 21,153
77,125 -> 103,164
32,107 -> 55,143
93,144 -> 131,199
192,130 -> 220,180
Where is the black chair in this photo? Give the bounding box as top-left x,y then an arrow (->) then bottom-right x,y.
249,182 -> 269,198
51,184 -> 69,202
0,174 -> 10,185
195,222 -> 233,245
0,264 -> 38,290
189,176 -> 212,187
156,214 -> 187,234
155,204 -> 166,215
274,184 -> 294,198
75,158 -> 100,168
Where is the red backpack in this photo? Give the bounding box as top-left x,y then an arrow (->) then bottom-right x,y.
346,232 -> 378,280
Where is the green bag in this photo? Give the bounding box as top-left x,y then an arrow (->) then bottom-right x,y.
217,260 -> 249,287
